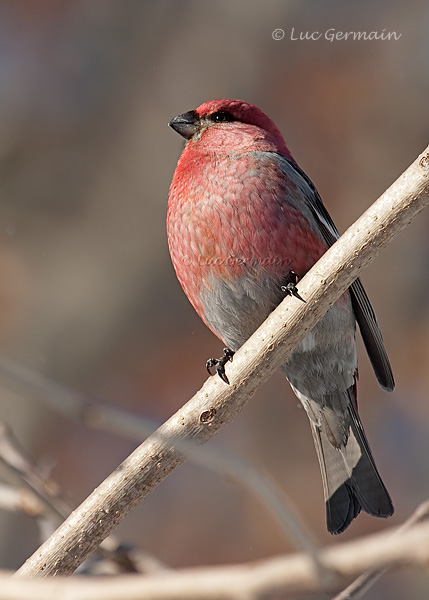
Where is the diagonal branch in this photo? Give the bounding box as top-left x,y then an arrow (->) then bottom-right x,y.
0,357 -> 317,552
15,146 -> 429,578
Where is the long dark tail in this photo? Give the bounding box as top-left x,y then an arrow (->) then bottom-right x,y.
310,397 -> 393,535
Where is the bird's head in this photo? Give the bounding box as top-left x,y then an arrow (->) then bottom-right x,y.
169,99 -> 291,158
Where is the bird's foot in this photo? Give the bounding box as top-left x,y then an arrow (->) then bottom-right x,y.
206,348 -> 235,385
281,271 -> 306,303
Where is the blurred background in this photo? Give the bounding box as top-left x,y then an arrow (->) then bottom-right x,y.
0,0 -> 428,597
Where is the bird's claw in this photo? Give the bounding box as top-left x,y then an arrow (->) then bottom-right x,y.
281,271 -> 306,303
206,348 -> 235,385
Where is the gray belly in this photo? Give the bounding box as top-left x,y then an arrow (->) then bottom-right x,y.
201,273 -> 283,350
201,272 -> 357,399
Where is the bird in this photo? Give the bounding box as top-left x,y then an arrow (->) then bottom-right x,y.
167,99 -> 394,534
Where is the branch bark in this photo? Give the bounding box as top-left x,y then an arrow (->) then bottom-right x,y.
5,501 -> 429,599
0,357 -> 317,551
15,146 -> 429,577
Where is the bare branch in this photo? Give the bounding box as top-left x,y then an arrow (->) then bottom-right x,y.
0,357 -> 317,551
332,500 -> 429,599
4,503 -> 429,599
15,146 -> 429,577
0,421 -> 68,524
0,421 -> 167,574
0,483 -> 46,518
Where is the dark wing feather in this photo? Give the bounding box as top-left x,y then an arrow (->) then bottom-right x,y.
348,279 -> 395,390
287,159 -> 395,391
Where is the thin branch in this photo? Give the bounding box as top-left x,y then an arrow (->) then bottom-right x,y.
0,421 -> 68,524
0,421 -> 168,574
15,146 -> 429,577
332,499 -> 429,600
4,502 -> 429,599
0,483 -> 47,518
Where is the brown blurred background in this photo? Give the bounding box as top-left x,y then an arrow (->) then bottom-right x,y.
0,1 -> 428,597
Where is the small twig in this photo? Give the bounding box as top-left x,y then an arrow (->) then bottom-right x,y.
0,483 -> 47,518
332,500 -> 429,599
14,146 -> 429,577
0,421 -> 68,524
0,421 -> 165,574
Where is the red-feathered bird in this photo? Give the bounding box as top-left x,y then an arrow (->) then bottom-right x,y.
167,99 -> 394,534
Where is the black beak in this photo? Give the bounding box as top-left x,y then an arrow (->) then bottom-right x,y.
168,110 -> 199,140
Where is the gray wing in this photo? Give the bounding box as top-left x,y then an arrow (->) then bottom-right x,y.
286,159 -> 395,392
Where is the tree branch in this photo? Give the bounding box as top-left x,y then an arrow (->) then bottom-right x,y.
0,357 -> 317,551
332,499 -> 429,599
15,146 -> 429,577
4,501 -> 429,598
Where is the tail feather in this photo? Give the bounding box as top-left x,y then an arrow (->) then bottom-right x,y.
310,398 -> 393,535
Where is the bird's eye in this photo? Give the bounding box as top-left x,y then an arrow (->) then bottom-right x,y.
210,111 -> 234,123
